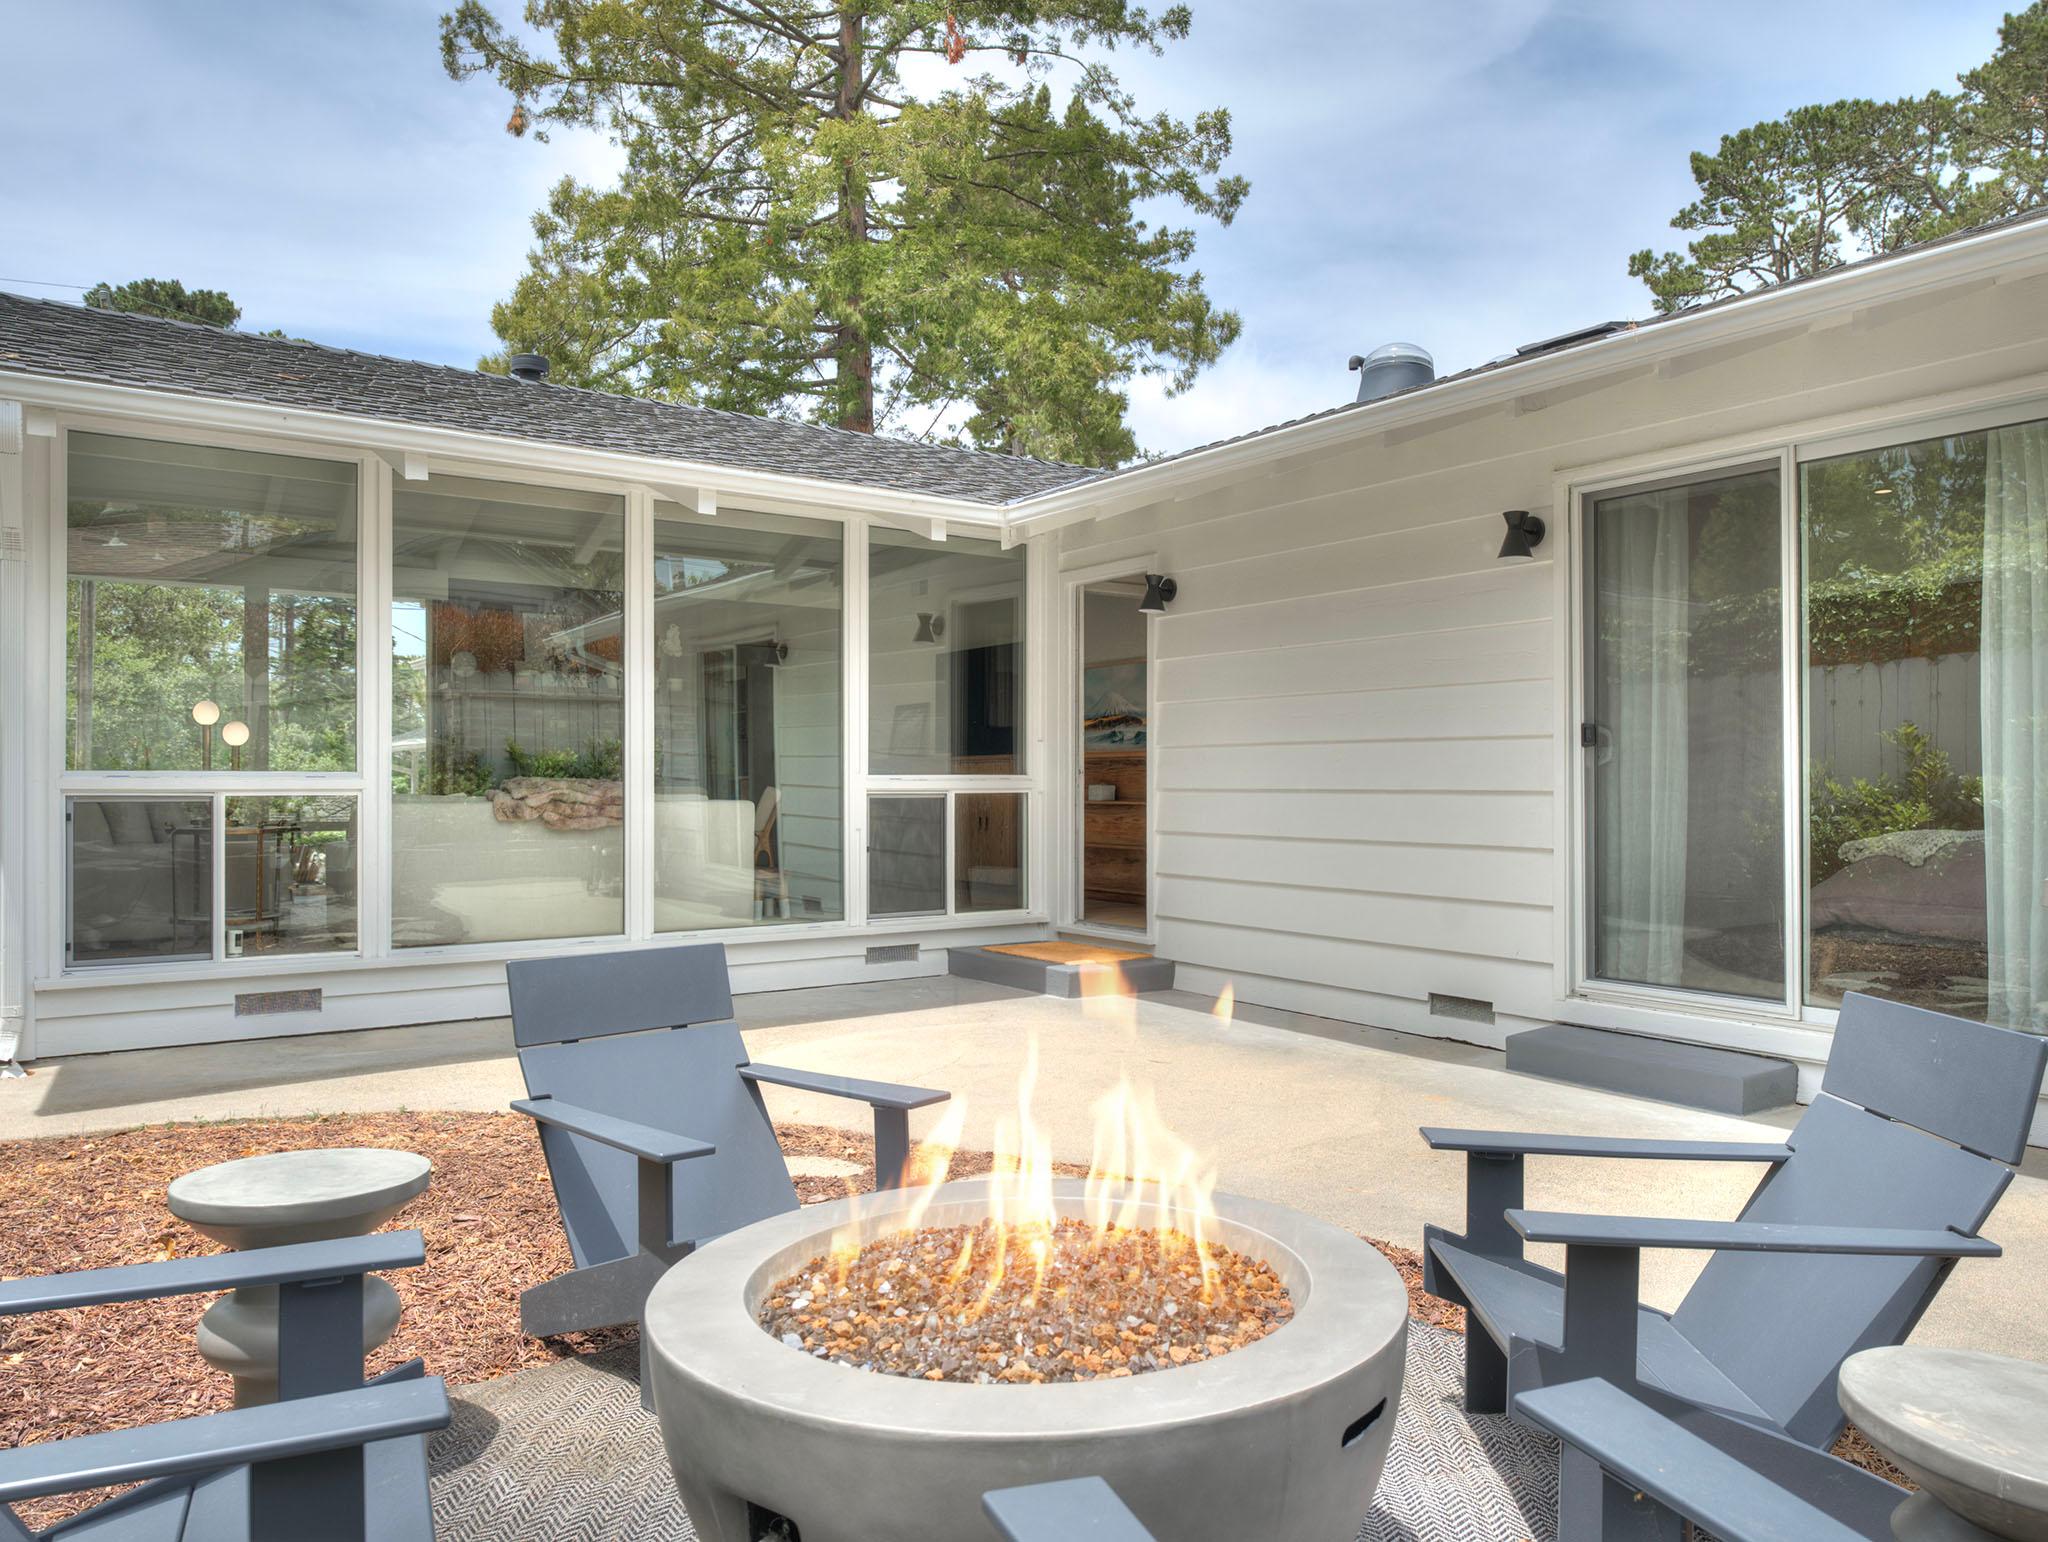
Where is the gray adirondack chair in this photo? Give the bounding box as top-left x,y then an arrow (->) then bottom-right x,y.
507,943 -> 949,1384
982,1479 -> 1158,1541
1421,992 -> 2046,1540
0,1233 -> 449,1542
1515,1373 -> 1908,1542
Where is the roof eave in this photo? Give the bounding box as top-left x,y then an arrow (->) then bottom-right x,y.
0,368 -> 1013,532
998,212 -> 2048,536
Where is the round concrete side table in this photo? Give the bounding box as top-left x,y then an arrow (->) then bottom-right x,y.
167,1148 -> 432,1406
1838,1345 -> 2048,1541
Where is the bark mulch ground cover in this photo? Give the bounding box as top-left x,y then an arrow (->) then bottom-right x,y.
0,1109 -> 1906,1529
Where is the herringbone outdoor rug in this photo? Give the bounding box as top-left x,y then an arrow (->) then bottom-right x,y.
427,1321 -> 1560,1540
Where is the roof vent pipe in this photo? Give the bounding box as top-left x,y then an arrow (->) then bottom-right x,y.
506,352 -> 549,384
1347,342 -> 1434,404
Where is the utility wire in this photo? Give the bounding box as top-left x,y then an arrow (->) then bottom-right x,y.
0,276 -> 253,331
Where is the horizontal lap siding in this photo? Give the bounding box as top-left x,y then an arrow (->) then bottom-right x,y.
1061,449 -> 1558,1043
1058,286 -> 2048,1054
1155,832 -> 1551,907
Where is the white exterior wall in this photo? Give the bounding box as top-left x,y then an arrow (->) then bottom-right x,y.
1053,273 -> 2048,1106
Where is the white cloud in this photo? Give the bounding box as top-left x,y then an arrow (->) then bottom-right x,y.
0,0 -> 2019,455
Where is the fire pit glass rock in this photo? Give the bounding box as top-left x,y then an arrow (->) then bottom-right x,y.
759,1214 -> 1293,1383
645,1176 -> 1407,1542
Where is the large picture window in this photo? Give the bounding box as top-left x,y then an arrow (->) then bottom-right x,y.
1583,413 -> 2048,1034
55,433 -> 1040,973
652,504 -> 844,930
67,432 -> 359,772
390,475 -> 625,947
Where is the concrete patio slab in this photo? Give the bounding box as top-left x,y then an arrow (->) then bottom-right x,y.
6,976 -> 2042,1363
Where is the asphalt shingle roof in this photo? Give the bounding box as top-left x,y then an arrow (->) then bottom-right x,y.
0,292 -> 1099,505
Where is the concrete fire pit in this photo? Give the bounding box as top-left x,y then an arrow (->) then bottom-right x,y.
643,1177 -> 1407,1541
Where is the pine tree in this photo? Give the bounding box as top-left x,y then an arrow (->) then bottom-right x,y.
440,1 -> 1246,465
84,279 -> 242,328
1629,2 -> 2048,312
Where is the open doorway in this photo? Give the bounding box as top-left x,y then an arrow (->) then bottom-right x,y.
1077,578 -> 1150,932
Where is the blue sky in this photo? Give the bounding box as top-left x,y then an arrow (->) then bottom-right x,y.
0,1 -> 2018,459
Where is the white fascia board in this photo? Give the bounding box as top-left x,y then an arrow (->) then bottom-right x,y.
0,370 -> 1008,531
998,214 -> 2048,536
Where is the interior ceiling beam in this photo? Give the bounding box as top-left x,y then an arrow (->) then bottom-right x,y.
635,483 -> 722,518
866,509 -> 954,542
373,448 -> 432,481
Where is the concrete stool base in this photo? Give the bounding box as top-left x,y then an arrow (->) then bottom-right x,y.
195,1275 -> 404,1406
167,1147 -> 431,1406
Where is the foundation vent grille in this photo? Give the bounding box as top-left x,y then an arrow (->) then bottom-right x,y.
865,944 -> 920,966
1429,992 -> 1495,1026
235,988 -> 323,1017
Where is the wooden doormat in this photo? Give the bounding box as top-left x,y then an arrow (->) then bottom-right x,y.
985,942 -> 1150,965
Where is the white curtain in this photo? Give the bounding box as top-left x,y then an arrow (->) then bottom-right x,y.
1595,488 -> 1692,986
1982,419 -> 2048,1033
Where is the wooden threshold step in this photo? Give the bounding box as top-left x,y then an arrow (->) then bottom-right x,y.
947,946 -> 1176,999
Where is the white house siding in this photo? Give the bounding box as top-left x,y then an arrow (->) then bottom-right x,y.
1055,274 -> 2048,1063
28,920 -> 1048,1056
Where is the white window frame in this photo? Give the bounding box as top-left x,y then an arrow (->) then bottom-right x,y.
1056,554 -> 1160,944
33,409 -> 1048,988
1557,385 -> 2048,1043
856,521 -> 1040,926
646,496 -> 852,934
51,417 -> 376,972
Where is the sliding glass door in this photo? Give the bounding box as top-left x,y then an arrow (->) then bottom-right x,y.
1583,412 -> 2048,1035
1586,466 -> 1786,1001
1803,419 -> 2045,1028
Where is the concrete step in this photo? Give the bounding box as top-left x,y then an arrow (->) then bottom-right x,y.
946,946 -> 1176,999
1506,1023 -> 1798,1116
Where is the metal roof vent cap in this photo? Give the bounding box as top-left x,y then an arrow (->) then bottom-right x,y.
506,352 -> 549,384
1347,342 -> 1434,404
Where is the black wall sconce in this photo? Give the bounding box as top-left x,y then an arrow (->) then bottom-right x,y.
914,612 -> 945,644
1138,574 -> 1178,615
1498,510 -> 1546,561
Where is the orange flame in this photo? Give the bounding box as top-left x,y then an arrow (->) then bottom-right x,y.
831,997 -> 1232,1305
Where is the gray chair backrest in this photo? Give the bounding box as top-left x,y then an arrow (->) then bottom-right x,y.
1673,995 -> 2043,1446
1816,993 -> 2046,1165
509,946 -> 798,1269
508,943 -> 734,1048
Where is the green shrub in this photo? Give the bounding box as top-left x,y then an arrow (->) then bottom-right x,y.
1809,721 -> 1982,882
407,745 -> 493,798
504,737 -> 622,781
